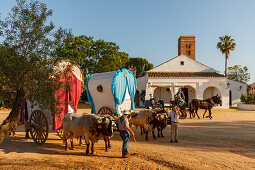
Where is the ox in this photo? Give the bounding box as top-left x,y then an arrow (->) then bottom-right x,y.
130,109 -> 167,140
63,113 -> 113,155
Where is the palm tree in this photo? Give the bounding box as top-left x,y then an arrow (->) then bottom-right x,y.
217,35 -> 236,77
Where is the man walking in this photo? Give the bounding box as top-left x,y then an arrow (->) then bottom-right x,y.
168,106 -> 182,143
116,110 -> 135,158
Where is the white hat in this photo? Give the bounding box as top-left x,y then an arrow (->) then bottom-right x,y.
122,110 -> 131,115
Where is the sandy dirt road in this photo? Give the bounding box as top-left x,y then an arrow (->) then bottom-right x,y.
0,108 -> 255,169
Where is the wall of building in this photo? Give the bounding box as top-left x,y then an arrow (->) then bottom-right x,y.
143,77 -> 229,109
184,85 -> 196,103
149,55 -> 216,73
136,74 -> 148,93
203,87 -> 221,99
137,75 -> 247,109
227,79 -> 247,106
153,87 -> 172,103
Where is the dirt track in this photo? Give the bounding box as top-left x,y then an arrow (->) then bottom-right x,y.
0,108 -> 255,169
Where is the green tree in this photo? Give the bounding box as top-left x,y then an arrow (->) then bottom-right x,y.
126,57 -> 153,78
56,35 -> 129,77
0,0 -> 72,143
247,84 -> 251,94
227,65 -> 250,84
217,35 -> 236,77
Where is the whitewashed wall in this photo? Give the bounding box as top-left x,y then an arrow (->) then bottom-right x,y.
142,76 -> 229,109
137,74 -> 148,92
185,85 -> 196,103
203,87 -> 221,99
136,55 -> 247,109
154,87 -> 172,103
227,79 -> 247,106
149,55 -> 217,73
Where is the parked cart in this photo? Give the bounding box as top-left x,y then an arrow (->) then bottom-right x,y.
86,68 -> 137,116
21,60 -> 84,144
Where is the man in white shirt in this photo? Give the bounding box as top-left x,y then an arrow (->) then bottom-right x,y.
167,106 -> 182,143
116,110 -> 135,158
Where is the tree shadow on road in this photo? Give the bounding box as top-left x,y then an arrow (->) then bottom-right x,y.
1,120 -> 255,160
0,134 -> 124,159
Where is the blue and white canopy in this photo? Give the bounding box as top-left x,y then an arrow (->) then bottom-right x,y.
86,68 -> 137,115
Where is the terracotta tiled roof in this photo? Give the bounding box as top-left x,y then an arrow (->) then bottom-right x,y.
148,72 -> 225,78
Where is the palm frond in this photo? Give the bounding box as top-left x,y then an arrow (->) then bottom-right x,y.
217,35 -> 236,57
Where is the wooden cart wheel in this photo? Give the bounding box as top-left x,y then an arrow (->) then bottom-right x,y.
56,129 -> 63,139
98,107 -> 113,115
29,110 -> 49,145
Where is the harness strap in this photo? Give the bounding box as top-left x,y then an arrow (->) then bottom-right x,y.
210,99 -> 216,106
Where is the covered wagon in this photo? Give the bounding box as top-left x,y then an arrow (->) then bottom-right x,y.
86,68 -> 137,116
19,60 -> 84,144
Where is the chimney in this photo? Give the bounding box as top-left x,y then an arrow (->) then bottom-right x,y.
178,36 -> 195,60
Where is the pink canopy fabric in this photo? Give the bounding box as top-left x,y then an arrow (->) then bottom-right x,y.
52,63 -> 83,131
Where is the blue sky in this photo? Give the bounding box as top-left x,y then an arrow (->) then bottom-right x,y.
1,0 -> 255,83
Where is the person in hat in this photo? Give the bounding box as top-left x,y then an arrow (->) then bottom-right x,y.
175,88 -> 186,107
116,110 -> 135,158
167,106 -> 182,143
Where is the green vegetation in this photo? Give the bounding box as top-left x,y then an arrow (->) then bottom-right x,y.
0,0 -> 71,143
56,36 -> 153,79
125,57 -> 153,78
240,94 -> 255,104
227,65 -> 250,84
56,35 -> 129,78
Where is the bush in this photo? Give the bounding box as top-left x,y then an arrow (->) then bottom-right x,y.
240,94 -> 255,104
80,91 -> 88,103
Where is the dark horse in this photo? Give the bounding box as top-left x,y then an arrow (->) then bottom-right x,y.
189,95 -> 222,119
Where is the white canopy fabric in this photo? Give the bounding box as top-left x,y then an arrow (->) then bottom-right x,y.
87,71 -> 117,114
87,68 -> 137,115
52,60 -> 83,81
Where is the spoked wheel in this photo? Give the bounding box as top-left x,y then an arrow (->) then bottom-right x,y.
98,107 -> 113,115
29,110 -> 49,145
180,109 -> 187,119
56,129 -> 63,139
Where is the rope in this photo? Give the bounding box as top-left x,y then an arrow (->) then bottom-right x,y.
132,135 -> 139,148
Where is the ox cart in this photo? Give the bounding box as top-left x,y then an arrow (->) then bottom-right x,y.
86,68 -> 137,150
150,85 -> 188,119
86,68 -> 137,116
19,61 -> 84,144
151,99 -> 187,119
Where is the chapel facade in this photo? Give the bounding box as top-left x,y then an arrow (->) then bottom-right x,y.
136,36 -> 246,109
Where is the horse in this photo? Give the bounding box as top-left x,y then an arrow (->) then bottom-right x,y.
189,95 -> 222,119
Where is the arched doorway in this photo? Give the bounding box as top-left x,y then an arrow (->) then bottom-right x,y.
229,90 -> 232,106
182,86 -> 196,103
203,86 -> 221,100
134,90 -> 140,107
154,87 -> 172,104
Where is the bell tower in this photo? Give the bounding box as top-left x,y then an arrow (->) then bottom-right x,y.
178,36 -> 195,60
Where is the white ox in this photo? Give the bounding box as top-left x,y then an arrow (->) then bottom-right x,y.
130,109 -> 168,140
129,109 -> 155,140
63,113 -> 113,154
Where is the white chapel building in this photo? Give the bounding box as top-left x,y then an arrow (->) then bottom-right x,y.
137,36 -> 246,109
